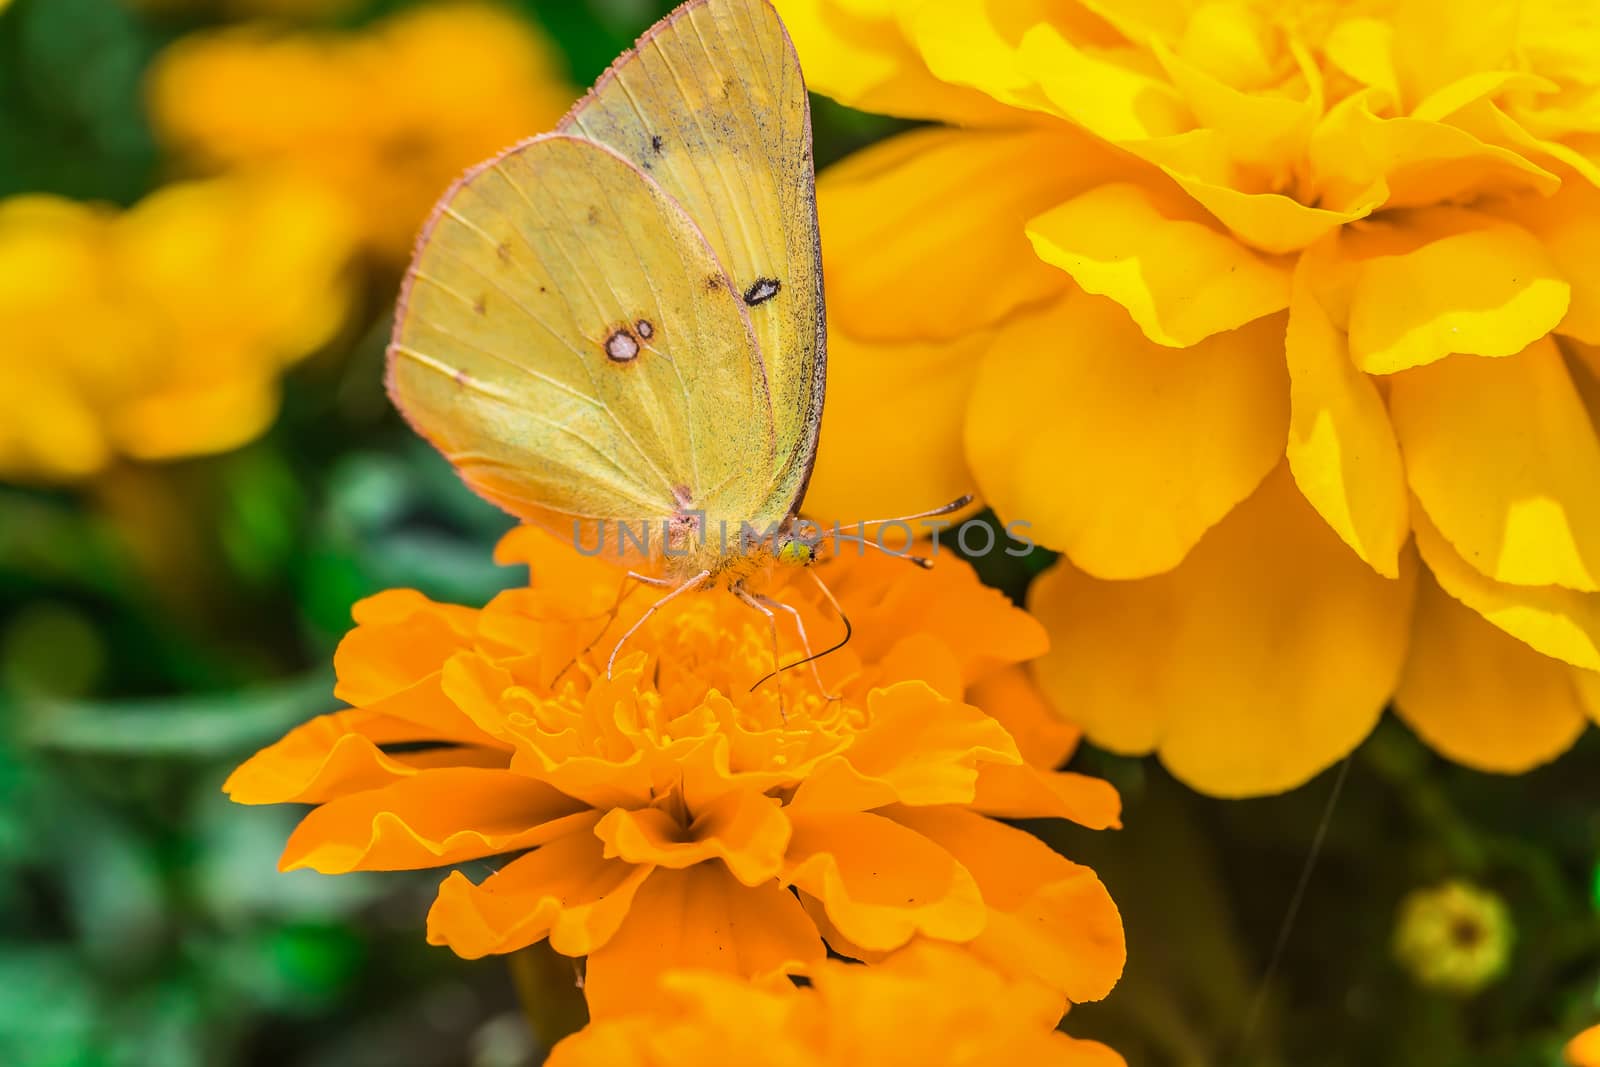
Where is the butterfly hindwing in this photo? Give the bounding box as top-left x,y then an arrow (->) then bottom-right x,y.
388,134 -> 776,539
561,0 -> 825,523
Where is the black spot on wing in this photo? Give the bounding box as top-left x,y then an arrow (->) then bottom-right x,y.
650,134 -> 664,153
743,278 -> 781,306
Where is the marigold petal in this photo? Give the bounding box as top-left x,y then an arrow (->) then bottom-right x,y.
891,806 -> 1125,1004
819,127 -> 1095,343
585,863 -> 826,1018
968,664 -> 1081,770
1568,1024 -> 1600,1067
1390,340 -> 1600,591
1031,464 -> 1416,796
224,708 -> 502,805
1026,182 -> 1291,347
1391,0 -> 1517,106
1133,132 -> 1375,253
790,682 -> 1019,813
967,290 -> 1287,579
336,589 -> 473,701
971,765 -> 1122,829
800,327 -> 983,528
774,0 -> 1018,124
784,810 -> 986,953
427,828 -> 649,959
1285,251 -> 1410,577
1499,176 -> 1600,345
279,768 -> 591,873
595,791 -> 791,887
1395,573 -> 1589,772
1348,217 -> 1570,374
1412,506 -> 1600,671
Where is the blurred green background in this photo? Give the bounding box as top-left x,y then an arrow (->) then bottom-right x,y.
0,1 -> 1597,1064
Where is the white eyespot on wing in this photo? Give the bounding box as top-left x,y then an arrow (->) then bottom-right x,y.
635,318 -> 655,339
605,328 -> 641,362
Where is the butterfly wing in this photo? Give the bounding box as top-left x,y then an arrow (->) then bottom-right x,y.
387,133 -> 775,546
560,0 -> 825,525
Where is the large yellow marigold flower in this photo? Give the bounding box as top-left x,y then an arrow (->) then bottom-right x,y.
0,178 -> 352,482
781,0 -> 1600,795
146,4 -> 576,261
546,943 -> 1125,1066
226,529 -> 1125,1017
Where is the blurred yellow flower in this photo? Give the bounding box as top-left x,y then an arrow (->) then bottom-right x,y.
127,0 -> 359,17
227,529 -> 1125,1018
147,3 -> 576,261
782,0 -> 1600,795
1393,881 -> 1513,995
0,177 -> 353,482
546,943 -> 1126,1067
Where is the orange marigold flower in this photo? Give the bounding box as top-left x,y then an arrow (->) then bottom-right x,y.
779,0 -> 1600,795
1569,1023 -> 1600,1067
146,3 -> 576,261
546,942 -> 1125,1066
0,177 -> 353,482
226,529 -> 1125,1017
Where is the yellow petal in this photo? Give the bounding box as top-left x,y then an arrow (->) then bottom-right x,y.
1030,464 -> 1416,796
1131,131 -> 1378,254
801,327 -> 983,528
819,127 -> 1103,343
1012,18 -> 1190,139
1412,505 -> 1600,671
1324,18 -> 1400,107
1153,37 -> 1318,178
785,810 -> 986,952
584,863 -> 826,1018
1391,0 -> 1517,107
1348,217 -> 1570,374
1026,182 -> 1291,347
1395,573 -> 1589,772
1497,175 -> 1600,346
1284,251 -> 1410,577
966,290 -> 1288,579
774,0 -> 1018,124
971,764 -> 1123,829
1389,340 -> 1600,591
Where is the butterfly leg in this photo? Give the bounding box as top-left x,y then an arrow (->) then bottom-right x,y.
730,585 -> 785,682
605,569 -> 711,680
550,570 -> 679,687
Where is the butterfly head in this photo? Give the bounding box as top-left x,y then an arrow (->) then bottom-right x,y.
775,534 -> 815,567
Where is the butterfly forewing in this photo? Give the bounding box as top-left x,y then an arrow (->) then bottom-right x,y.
561,0 -> 825,524
388,134 -> 776,543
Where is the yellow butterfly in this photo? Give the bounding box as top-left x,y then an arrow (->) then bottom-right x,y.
387,0 -> 958,680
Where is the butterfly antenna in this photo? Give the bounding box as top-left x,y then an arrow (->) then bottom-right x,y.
738,586 -> 841,700
605,570 -> 710,680
747,569 -> 853,694
823,493 -> 974,569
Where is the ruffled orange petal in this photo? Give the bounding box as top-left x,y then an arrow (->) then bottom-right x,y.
785,810 -> 986,952
789,682 -> 1019,812
595,790 -> 791,887
279,768 -> 591,873
892,805 -> 1125,1004
428,827 -> 649,959
584,862 -> 826,1018
967,664 -> 1082,770
970,764 -> 1123,829
224,708 -> 507,805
